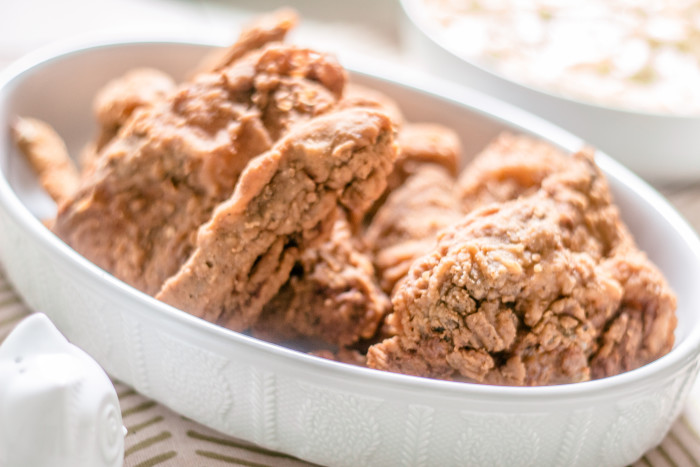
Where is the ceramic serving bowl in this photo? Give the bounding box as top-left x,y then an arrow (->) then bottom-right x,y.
399,0 -> 700,183
1,38 -> 700,467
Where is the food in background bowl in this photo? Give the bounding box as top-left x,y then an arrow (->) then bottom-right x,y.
400,0 -> 700,182
11,10 -> 677,387
416,0 -> 700,115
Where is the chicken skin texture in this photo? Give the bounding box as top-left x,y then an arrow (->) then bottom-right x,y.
52,42 -> 345,295
365,165 -> 461,294
156,108 -> 396,331
367,150 -> 676,386
254,211 -> 390,347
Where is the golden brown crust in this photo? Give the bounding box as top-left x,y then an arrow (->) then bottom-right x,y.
192,8 -> 299,74
339,82 -> 405,128
254,211 -> 390,346
53,43 -> 346,295
591,247 -> 677,379
368,150 -> 676,386
365,165 -> 461,293
156,108 -> 397,331
11,117 -> 80,204
92,68 -> 176,153
457,132 -> 569,212
395,123 -> 460,180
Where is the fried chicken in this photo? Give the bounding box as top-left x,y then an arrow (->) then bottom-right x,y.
365,165 -> 461,293
367,149 -> 676,385
87,9 -> 299,166
243,83 -> 402,346
591,246 -> 677,379
52,42 -> 346,295
11,117 -> 80,204
92,68 -> 177,152
359,121 -> 461,225
156,108 -> 396,332
362,133 -> 569,297
394,123 -> 460,184
193,8 -> 298,74
247,84 -> 403,347
457,132 -> 569,211
253,210 -> 390,347
339,82 -> 405,128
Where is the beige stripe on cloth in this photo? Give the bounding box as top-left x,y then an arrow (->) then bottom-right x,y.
1,267 -> 699,467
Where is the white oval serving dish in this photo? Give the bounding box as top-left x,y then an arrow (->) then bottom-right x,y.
1,38 -> 700,467
399,0 -> 700,183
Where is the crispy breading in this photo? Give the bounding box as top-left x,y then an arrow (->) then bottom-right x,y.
457,132 -> 569,211
368,150 -> 676,385
365,165 -> 460,293
194,8 -> 299,74
53,43 -> 345,295
254,211 -> 390,346
11,117 -> 80,204
92,68 -> 176,152
156,108 -> 396,331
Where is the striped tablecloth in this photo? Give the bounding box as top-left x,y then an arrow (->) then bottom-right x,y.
1,268 -> 700,466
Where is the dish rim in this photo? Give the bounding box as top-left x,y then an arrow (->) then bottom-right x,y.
2,35 -> 700,402
399,0 -> 700,120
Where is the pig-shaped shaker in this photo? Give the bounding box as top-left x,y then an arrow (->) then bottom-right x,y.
0,313 -> 124,467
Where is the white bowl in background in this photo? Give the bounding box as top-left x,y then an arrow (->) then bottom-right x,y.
1,39 -> 700,467
399,0 -> 700,183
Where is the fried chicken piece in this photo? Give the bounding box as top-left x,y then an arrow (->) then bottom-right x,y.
247,83 -> 403,345
88,8 -> 299,163
249,81 -> 403,346
253,210 -> 390,347
362,124 -> 461,293
193,8 -> 298,74
591,246 -> 677,379
339,83 -> 405,128
11,117 -> 80,204
393,123 -> 460,184
360,122 -> 461,227
156,108 -> 396,332
367,150 -> 676,386
52,43 -> 346,295
457,132 -> 569,211
92,68 -> 176,152
364,165 -> 461,293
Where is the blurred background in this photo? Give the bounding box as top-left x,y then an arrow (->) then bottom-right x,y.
2,0 -> 699,229
0,0 -> 403,69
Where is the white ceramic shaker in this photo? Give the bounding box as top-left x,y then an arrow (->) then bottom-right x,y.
0,313 -> 124,466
